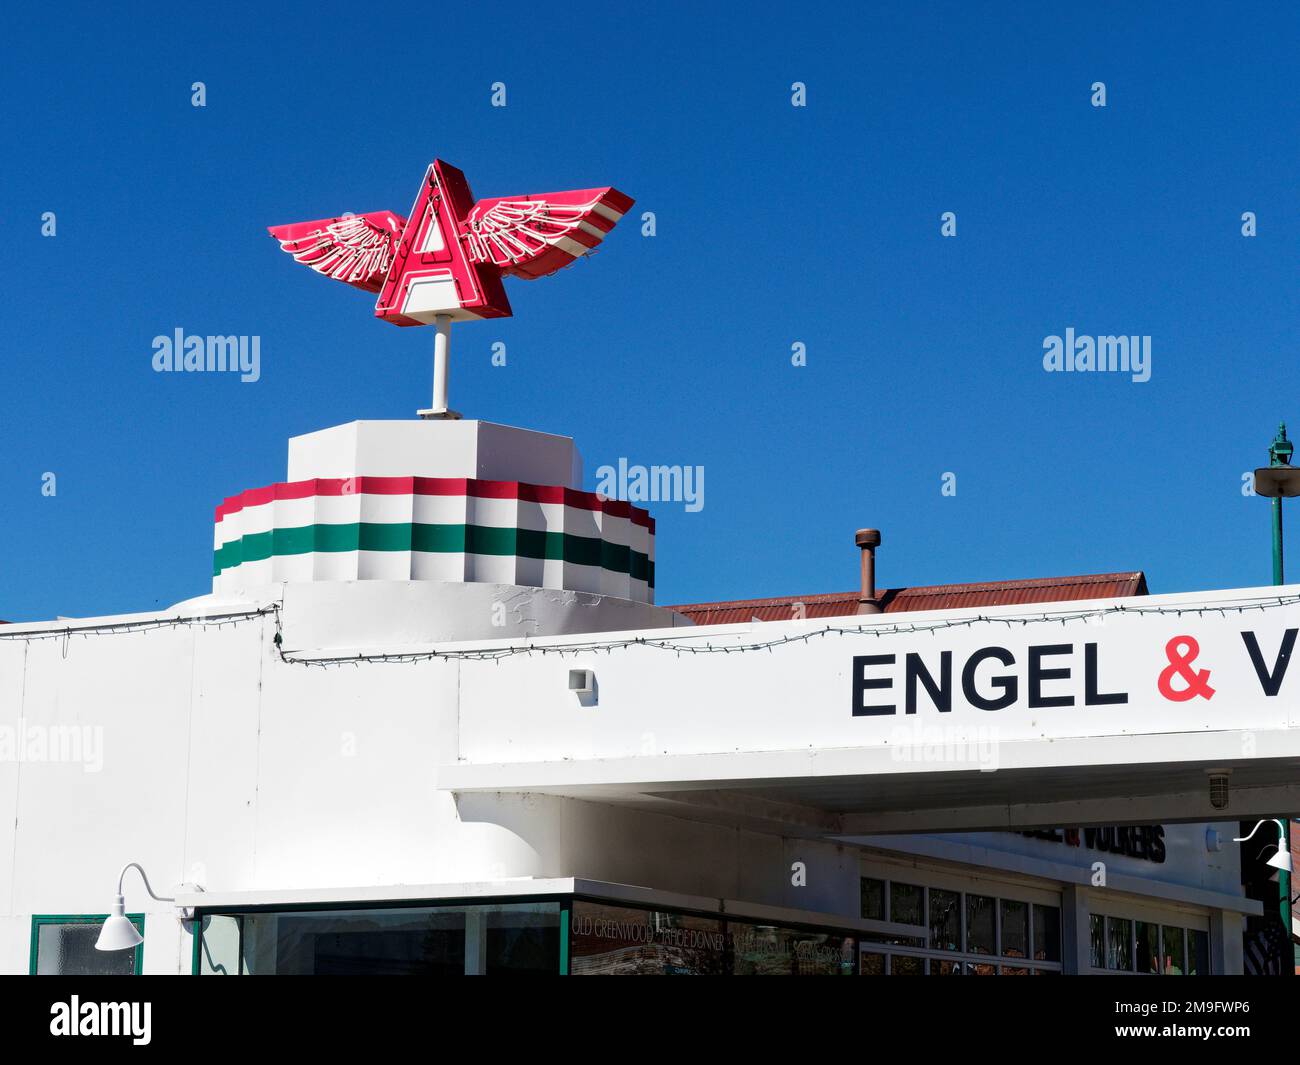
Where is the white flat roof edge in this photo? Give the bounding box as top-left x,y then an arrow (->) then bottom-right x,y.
435,730 -> 1300,790
175,877 -> 923,938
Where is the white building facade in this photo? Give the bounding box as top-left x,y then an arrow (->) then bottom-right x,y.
4,420 -> 1279,975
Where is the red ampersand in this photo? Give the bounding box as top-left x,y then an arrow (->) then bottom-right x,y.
1157,635 -> 1216,702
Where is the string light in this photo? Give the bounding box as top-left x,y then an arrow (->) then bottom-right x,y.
269,594 -> 1300,668
3,595 -> 1296,670
0,607 -> 274,643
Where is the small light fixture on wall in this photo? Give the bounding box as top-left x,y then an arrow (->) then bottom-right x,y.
96,863 -> 200,952
1234,820 -> 1293,873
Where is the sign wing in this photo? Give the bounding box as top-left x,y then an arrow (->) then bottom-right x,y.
268,211 -> 406,293
463,188 -> 634,280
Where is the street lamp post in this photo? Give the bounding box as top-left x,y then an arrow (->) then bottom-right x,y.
1253,423 -> 1299,951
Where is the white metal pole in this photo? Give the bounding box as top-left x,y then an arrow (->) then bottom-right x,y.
420,314 -> 458,419
432,314 -> 452,413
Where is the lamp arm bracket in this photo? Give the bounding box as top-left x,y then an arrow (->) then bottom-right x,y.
1232,819 -> 1286,846
115,862 -> 175,903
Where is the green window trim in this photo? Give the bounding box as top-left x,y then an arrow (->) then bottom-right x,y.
30,913 -> 145,975
559,903 -> 570,976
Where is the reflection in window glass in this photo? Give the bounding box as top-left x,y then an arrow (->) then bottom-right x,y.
891,954 -> 924,975
1033,905 -> 1061,962
198,915 -> 241,976
1106,917 -> 1133,971
860,951 -> 886,975
1188,929 -> 1209,975
230,903 -> 560,976
860,878 -> 885,921
890,882 -> 923,927
1000,900 -> 1028,960
729,924 -> 856,976
1089,914 -> 1105,969
929,889 -> 961,952
571,903 -> 723,975
966,895 -> 995,955
861,886 -> 1066,975
1162,925 -> 1186,975
1136,921 -> 1160,974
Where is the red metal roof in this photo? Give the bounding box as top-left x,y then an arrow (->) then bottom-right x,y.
669,572 -> 1147,626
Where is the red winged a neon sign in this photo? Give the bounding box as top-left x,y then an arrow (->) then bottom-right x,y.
268,159 -> 634,325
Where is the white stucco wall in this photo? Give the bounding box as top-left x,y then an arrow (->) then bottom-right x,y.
0,582 -> 1257,975
0,591 -> 859,974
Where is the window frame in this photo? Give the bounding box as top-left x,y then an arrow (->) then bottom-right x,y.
30,913 -> 145,976
190,893 -> 864,976
193,897 -> 568,976
859,873 -> 1064,974
1086,912 -> 1211,975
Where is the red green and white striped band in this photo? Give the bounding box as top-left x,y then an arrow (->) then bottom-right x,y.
213,476 -> 655,604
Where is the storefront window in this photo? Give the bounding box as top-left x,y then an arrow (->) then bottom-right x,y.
1033,904 -> 1061,962
863,875 -> 1063,975
1136,921 -> 1160,974
1106,917 -> 1133,971
965,895 -> 995,955
570,902 -> 725,975
1089,914 -> 1105,969
199,902 -> 561,975
1000,900 -> 1028,961
860,951 -> 886,975
1162,925 -> 1186,975
569,901 -> 856,976
929,889 -> 961,952
891,954 -> 924,975
197,915 -> 240,976
890,882 -> 923,926
860,877 -> 885,921
729,923 -> 856,976
1085,917 -> 1206,976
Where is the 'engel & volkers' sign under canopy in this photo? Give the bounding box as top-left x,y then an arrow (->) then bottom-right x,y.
430,585 -> 1300,833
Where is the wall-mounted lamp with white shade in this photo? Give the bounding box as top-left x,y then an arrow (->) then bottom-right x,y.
95,863 -> 200,952
1233,820 -> 1294,875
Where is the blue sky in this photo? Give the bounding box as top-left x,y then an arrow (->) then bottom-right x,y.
2,1 -> 1298,621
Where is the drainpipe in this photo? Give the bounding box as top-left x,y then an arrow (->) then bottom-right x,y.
855,528 -> 882,615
